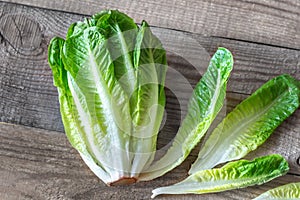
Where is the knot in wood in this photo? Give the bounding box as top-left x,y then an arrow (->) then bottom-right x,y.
0,13 -> 42,53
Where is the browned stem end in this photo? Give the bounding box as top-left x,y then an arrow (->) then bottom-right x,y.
108,177 -> 137,186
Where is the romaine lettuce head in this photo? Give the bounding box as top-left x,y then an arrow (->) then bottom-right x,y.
48,10 -> 167,185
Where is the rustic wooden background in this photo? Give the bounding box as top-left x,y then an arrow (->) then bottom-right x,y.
0,1 -> 299,199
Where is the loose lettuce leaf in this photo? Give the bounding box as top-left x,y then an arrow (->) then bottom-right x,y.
152,154 -> 289,198
140,47 -> 233,181
254,182 -> 300,199
189,74 -> 300,174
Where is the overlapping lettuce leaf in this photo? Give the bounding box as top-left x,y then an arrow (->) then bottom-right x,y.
189,74 -> 300,174
140,47 -> 233,181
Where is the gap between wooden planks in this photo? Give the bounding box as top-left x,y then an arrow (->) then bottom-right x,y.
0,2 -> 299,133
0,122 -> 300,200
0,2 -> 300,199
1,0 -> 300,50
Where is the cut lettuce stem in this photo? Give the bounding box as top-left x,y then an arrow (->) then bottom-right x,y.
253,182 -> 300,200
139,47 -> 234,181
189,74 -> 300,174
152,154 -> 289,198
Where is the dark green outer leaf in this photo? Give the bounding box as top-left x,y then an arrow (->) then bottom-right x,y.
62,25 -> 133,177
48,37 -> 111,182
48,37 -> 87,155
93,10 -> 138,95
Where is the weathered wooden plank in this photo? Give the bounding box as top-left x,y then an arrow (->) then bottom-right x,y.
0,2 -> 299,133
0,2 -> 299,200
1,0 -> 300,49
0,123 -> 299,200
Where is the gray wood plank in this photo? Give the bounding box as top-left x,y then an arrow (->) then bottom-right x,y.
0,3 -> 299,199
1,123 -> 299,200
1,0 -> 300,49
0,2 -> 299,133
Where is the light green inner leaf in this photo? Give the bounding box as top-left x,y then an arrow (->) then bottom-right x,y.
253,182 -> 300,200
152,154 -> 289,198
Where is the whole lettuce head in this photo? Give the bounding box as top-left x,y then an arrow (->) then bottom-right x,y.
48,10 -> 167,185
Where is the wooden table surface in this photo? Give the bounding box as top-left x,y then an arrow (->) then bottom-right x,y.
0,1 -> 300,199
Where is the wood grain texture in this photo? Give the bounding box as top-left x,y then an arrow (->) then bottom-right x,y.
1,0 -> 300,49
0,2 -> 300,200
1,123 -> 300,200
0,2 -> 299,132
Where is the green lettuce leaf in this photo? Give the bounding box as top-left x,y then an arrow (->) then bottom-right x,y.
152,154 -> 289,198
189,74 -> 300,174
140,47 -> 233,181
48,37 -> 111,183
129,21 -> 167,175
62,25 -> 133,179
67,10 -> 138,94
92,10 -> 138,95
254,182 -> 300,199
